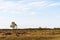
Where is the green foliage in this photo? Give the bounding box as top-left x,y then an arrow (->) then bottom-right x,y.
10,22 -> 17,29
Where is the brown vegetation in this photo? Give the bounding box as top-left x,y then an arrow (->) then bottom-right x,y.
0,28 -> 60,40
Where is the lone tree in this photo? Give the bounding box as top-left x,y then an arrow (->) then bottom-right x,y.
10,22 -> 17,29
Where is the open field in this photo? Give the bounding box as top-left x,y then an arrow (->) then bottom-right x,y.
0,28 -> 60,40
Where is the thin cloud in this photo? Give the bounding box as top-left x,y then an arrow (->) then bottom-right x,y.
0,0 -> 60,15
28,1 -> 47,8
48,2 -> 60,7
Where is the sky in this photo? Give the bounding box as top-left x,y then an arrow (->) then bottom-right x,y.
0,0 -> 60,29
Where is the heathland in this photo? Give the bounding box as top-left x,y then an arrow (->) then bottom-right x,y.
0,28 -> 60,40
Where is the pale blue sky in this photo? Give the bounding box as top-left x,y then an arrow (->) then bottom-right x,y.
0,0 -> 60,29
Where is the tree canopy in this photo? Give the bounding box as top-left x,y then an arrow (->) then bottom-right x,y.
10,22 -> 17,29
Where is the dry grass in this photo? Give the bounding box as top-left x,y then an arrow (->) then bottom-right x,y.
0,29 -> 60,40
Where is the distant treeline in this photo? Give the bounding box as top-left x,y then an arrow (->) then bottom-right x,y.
20,28 -> 60,30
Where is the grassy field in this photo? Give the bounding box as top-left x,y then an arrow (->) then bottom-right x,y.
0,28 -> 60,40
